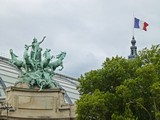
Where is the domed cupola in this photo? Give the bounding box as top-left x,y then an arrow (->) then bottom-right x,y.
128,36 -> 137,59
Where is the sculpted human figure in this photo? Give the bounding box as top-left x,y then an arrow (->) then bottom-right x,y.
35,48 -> 42,62
29,36 -> 46,61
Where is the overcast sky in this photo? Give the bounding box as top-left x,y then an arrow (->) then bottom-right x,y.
0,0 -> 160,78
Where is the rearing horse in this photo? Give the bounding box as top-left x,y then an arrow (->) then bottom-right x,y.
23,45 -> 35,72
10,49 -> 24,69
48,52 -> 66,71
40,49 -> 53,69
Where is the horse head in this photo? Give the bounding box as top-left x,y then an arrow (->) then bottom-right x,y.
25,44 -> 29,50
10,49 -> 13,53
10,49 -> 18,59
43,49 -> 51,59
56,51 -> 66,60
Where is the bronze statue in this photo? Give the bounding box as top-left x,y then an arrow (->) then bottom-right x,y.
9,36 -> 66,90
29,36 -> 45,61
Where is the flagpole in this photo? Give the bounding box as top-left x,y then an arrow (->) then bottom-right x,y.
133,12 -> 135,37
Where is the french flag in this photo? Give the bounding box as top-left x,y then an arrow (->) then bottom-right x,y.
134,17 -> 149,31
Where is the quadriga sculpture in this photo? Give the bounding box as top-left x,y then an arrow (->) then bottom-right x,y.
9,36 -> 66,90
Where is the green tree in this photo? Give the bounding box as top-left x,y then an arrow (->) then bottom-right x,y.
78,56 -> 139,94
77,45 -> 160,120
76,89 -> 116,120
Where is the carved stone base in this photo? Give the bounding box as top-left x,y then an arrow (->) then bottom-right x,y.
0,86 -> 76,120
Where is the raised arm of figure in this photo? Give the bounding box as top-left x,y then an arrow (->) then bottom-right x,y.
39,36 -> 46,44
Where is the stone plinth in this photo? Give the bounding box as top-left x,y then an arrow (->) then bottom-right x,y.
0,86 -> 76,120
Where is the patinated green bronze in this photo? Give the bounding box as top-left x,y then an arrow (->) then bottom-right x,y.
9,36 -> 66,90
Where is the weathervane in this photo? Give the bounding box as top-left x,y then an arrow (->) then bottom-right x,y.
9,36 -> 66,90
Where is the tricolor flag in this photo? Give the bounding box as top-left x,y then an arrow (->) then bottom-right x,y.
134,17 -> 149,31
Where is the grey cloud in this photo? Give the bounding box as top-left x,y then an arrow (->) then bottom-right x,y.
0,0 -> 160,78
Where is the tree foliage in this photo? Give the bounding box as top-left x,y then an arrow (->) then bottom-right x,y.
76,45 -> 160,120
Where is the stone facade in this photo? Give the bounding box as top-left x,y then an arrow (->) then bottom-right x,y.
0,85 -> 76,120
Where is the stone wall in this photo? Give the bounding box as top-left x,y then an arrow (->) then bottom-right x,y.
0,86 -> 76,120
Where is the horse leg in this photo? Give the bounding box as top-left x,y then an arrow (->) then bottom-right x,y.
24,64 -> 27,71
59,64 -> 63,71
39,85 -> 43,91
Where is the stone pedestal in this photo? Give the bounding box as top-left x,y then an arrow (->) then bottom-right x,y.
0,86 -> 76,120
